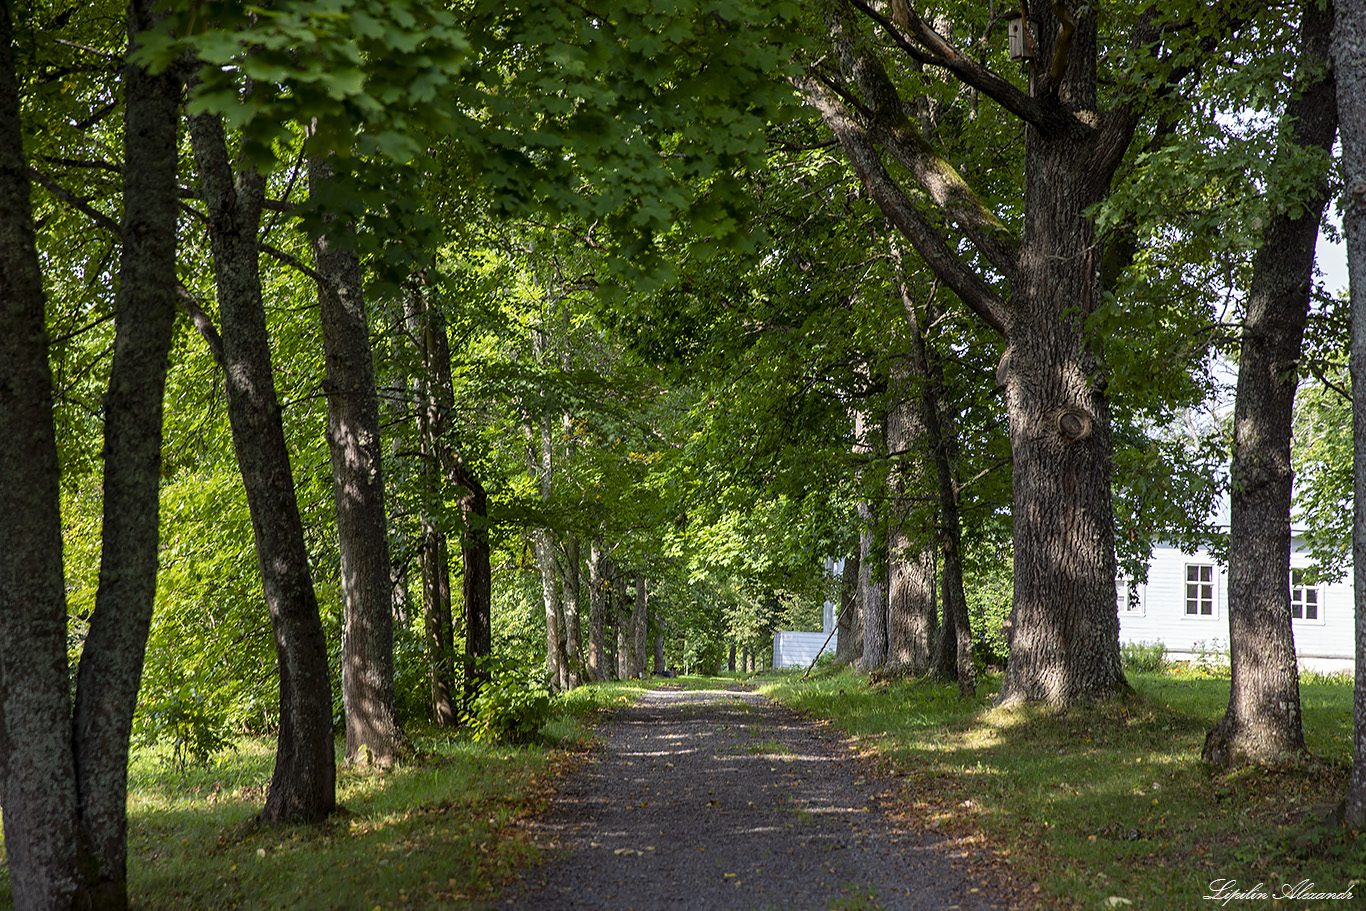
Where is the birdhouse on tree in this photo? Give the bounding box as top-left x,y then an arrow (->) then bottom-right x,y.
1007,12 -> 1035,62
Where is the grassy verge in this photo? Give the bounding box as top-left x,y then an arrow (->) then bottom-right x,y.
760,667 -> 1363,911
0,678 -> 649,910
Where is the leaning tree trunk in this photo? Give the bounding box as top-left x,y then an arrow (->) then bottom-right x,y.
189,112 -> 336,820
1338,0 -> 1366,828
69,8 -> 183,904
882,348 -> 936,678
308,157 -> 406,767
1204,0 -> 1336,769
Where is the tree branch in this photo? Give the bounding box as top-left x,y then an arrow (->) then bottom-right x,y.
839,48 -> 1020,279
842,0 -> 1082,137
799,75 -> 1009,336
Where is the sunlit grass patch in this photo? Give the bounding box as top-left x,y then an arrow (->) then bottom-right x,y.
761,668 -> 1361,911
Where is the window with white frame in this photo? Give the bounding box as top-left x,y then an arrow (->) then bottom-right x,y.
1290,569 -> 1321,621
1185,564 -> 1215,616
1117,575 -> 1145,615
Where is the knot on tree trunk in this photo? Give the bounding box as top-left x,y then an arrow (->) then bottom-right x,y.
1056,408 -> 1093,442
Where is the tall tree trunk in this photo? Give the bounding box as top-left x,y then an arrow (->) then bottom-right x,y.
835,548 -> 863,666
1338,0 -> 1366,828
632,576 -> 649,678
420,527 -> 456,726
588,540 -> 609,681
403,280 -> 491,707
308,156 -> 406,767
882,351 -> 935,677
994,5 -> 1124,704
402,287 -> 456,725
188,112 -> 336,820
898,280 -> 976,697
562,531 -> 583,689
454,460 -> 492,706
728,641 -> 737,673
654,631 -> 666,674
0,5 -> 82,906
533,529 -> 566,690
68,7 -> 182,903
1204,0 -> 1336,768
856,502 -> 887,673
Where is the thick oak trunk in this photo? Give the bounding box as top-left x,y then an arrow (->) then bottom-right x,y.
1338,0 -> 1366,828
994,6 -> 1126,705
308,158 -> 406,767
188,113 -> 336,822
1205,0 -> 1336,769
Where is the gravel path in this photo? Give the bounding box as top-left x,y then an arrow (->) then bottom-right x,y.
493,685 -> 1021,911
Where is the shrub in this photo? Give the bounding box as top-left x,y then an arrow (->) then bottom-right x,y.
462,657 -> 553,745
134,685 -> 236,770
1121,640 -> 1168,673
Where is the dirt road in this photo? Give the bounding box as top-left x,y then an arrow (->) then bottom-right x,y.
494,685 -> 1025,911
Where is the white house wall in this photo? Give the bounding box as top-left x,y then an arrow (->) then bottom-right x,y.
1117,539 -> 1355,673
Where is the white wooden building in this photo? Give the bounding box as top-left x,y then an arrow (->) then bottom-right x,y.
1117,536 -> 1356,674
772,568 -> 839,669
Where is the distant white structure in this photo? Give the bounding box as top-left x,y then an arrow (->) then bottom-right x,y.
772,560 -> 840,669
1118,536 -> 1355,675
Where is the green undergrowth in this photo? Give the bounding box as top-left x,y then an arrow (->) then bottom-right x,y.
761,668 -> 1364,911
0,679 -> 650,910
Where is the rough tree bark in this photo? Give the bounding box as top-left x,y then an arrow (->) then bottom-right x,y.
881,350 -> 936,678
1204,0 -> 1337,769
404,282 -> 492,707
0,5 -> 82,907
188,111 -> 336,821
404,286 -> 457,725
308,156 -> 406,767
562,530 -> 583,689
67,5 -> 183,904
1338,0 -> 1366,828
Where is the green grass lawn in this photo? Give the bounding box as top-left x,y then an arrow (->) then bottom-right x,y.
761,666 -> 1365,911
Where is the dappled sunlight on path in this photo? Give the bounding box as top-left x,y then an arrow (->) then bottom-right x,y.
493,686 -> 1022,910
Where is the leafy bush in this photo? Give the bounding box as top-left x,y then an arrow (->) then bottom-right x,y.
1121,640 -> 1167,673
134,685 -> 236,770
462,657 -> 553,745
